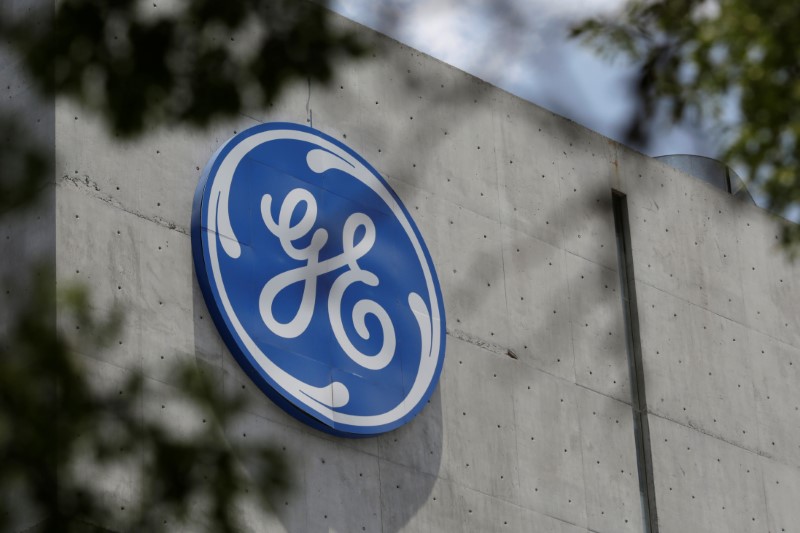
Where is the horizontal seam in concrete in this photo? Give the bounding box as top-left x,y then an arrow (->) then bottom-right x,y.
58,176 -> 189,236
564,248 -> 619,274
648,411 -> 778,462
445,329 -> 633,408
238,111 -> 262,124
636,277 -> 800,354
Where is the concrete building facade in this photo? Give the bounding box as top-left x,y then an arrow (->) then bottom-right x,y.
4,6 -> 800,533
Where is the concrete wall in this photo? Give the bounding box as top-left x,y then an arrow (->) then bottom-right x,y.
46,8 -> 800,533
1,1 -> 55,531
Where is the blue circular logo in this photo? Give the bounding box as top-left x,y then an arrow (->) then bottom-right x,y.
191,122 -> 446,437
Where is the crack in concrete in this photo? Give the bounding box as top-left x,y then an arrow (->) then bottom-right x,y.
59,174 -> 188,236
446,327 -> 517,360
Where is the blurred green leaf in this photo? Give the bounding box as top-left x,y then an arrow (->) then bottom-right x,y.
573,0 -> 800,250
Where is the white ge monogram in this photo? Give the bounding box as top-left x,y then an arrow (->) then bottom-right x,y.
259,188 -> 397,370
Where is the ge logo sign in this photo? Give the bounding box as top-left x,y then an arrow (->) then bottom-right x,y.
191,122 -> 446,437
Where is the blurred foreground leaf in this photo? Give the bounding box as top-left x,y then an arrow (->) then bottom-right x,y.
573,0 -> 800,250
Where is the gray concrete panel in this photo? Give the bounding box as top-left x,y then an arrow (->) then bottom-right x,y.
749,330 -> 800,467
55,99 -> 263,236
735,202 -> 800,349
227,413 -> 384,533
378,460 -> 588,533
492,93 -> 568,249
623,151 -> 747,324
762,457 -> 800,533
502,226 -> 574,380
376,386 -> 444,478
627,196 -> 742,325
677,177 -> 746,324
55,184 -> 144,370
637,281 -> 760,452
648,414 -> 767,533
403,191 -> 510,347
192,273 -> 226,368
56,182 -> 197,382
566,251 -> 629,402
576,387 -> 643,533
56,182 -> 145,314
138,230 -> 194,385
513,361 -> 587,528
557,137 -> 618,271
437,336 -> 519,502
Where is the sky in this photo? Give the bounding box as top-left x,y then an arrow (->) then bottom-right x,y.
329,0 -> 718,159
